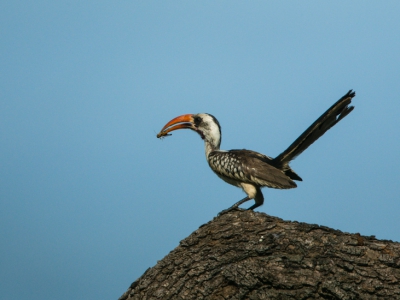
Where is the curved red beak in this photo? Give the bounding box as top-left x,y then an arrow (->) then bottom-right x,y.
157,114 -> 195,138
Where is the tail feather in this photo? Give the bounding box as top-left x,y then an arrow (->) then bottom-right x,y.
273,90 -> 355,167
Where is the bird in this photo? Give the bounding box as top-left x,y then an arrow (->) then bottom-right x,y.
157,90 -> 355,213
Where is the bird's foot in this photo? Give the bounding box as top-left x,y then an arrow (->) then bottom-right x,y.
217,206 -> 246,216
218,196 -> 251,216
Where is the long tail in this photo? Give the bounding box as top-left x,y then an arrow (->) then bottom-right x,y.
273,90 -> 355,168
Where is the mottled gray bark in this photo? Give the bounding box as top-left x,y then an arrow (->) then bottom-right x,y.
120,211 -> 400,299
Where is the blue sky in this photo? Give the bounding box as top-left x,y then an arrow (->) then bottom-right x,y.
1,1 -> 400,299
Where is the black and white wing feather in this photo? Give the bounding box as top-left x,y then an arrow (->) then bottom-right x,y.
208,150 -> 297,189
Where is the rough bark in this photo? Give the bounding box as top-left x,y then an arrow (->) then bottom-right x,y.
119,211 -> 400,299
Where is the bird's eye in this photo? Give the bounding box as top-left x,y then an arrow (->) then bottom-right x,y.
194,116 -> 202,126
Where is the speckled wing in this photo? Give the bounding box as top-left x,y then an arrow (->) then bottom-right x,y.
207,149 -> 297,189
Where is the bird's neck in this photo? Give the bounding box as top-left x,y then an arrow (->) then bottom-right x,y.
204,137 -> 221,159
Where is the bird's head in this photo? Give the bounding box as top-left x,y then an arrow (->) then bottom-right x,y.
157,113 -> 221,150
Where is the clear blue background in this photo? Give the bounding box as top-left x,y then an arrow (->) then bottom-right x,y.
1,2 -> 399,299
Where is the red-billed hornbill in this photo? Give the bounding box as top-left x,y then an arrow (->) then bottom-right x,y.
157,90 -> 355,212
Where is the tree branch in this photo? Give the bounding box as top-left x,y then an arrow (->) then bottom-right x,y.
120,211 -> 400,299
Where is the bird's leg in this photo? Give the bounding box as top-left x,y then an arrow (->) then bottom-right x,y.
217,196 -> 250,216
247,189 -> 264,210
247,202 -> 261,210
231,196 -> 252,208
